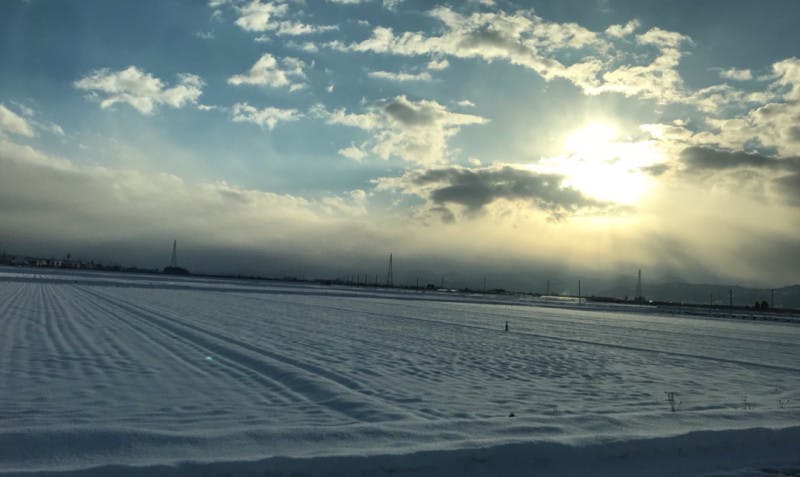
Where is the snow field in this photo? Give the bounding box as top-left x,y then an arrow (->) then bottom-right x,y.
1,269 -> 799,475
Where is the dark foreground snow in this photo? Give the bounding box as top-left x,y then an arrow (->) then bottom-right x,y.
1,268 -> 799,476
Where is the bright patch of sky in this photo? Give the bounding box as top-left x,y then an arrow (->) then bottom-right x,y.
2,0 -> 800,287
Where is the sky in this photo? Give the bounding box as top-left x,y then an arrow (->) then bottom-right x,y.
1,0 -> 799,292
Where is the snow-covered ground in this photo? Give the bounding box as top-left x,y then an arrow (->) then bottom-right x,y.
1,267 -> 799,476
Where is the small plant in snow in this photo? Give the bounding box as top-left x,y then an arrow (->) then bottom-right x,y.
778,398 -> 790,409
665,391 -> 681,412
742,396 -> 753,410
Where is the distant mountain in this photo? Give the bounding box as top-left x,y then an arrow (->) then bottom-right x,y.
596,281 -> 800,309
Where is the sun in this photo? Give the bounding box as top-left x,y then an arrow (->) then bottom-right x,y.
535,122 -> 661,205
564,122 -> 617,157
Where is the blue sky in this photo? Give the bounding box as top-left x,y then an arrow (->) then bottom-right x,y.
2,0 -> 800,290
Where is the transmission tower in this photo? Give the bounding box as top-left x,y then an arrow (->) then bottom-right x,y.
386,253 -> 393,287
635,269 -> 643,302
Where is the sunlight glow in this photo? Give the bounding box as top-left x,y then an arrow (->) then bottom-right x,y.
535,122 -> 663,205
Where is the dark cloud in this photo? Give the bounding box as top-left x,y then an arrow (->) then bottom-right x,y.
382,98 -> 436,126
430,205 -> 456,224
679,146 -> 800,207
410,166 -> 604,215
680,146 -> 784,170
775,172 -> 800,205
788,125 -> 800,142
642,163 -> 670,176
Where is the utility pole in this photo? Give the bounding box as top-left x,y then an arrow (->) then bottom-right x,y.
578,279 -> 582,304
729,288 -> 733,318
170,240 -> 178,268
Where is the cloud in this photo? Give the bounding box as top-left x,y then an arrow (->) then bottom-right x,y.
426,58 -> 449,70
331,7 -> 608,88
338,145 -> 368,161
719,68 -> 753,81
376,165 -> 605,220
194,31 -> 215,40
0,103 -> 36,137
274,22 -> 338,36
320,189 -> 369,216
677,146 -> 800,207
231,102 -> 301,129
3,135 -> 799,288
314,96 -> 487,166
234,0 -> 288,32
331,7 -> 707,106
232,0 -> 337,36
227,53 -> 306,90
605,19 -> 639,38
774,171 -> 800,205
679,146 -> 788,171
74,66 -> 204,114
368,70 -> 432,81
591,27 -> 691,103
0,142 -> 383,274
689,58 -> 800,157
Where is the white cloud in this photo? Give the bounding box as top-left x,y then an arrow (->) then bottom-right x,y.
773,57 -> 800,100
330,8 -> 608,94
197,103 -> 225,112
0,103 -> 36,137
316,96 -> 487,166
74,66 -> 204,114
685,58 -> 800,157
636,27 -> 691,49
275,22 -> 338,36
719,68 -> 753,81
234,0 -> 288,32
587,27 -> 692,103
383,0 -> 403,9
456,99 -> 476,108
42,121 -> 65,136
231,102 -> 301,129
194,31 -> 215,40
228,53 -> 306,89
368,70 -> 432,81
605,19 -> 639,38
320,189 -> 369,216
426,58 -> 449,70
11,101 -> 35,118
285,40 -> 320,52
338,144 -> 368,161
4,102 -> 65,137
331,8 -> 712,107
231,0 -> 337,36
